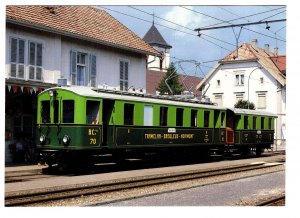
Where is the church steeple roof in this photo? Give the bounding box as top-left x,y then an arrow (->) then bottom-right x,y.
143,24 -> 172,49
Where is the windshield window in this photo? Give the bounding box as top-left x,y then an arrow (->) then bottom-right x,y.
63,100 -> 74,123
41,101 -> 50,123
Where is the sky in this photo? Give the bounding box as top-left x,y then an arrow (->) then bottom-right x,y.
100,5 -> 286,77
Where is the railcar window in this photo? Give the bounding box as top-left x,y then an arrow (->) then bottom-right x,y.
253,116 -> 257,129
191,109 -> 197,127
269,118 -> 272,129
204,111 -> 210,128
176,108 -> 184,126
221,112 -> 225,127
160,107 -> 168,126
244,116 -> 248,129
86,101 -> 100,124
63,100 -> 74,123
54,100 -> 59,123
144,106 -> 153,126
41,101 -> 50,123
124,103 -> 134,125
261,117 -> 265,129
235,115 -> 241,129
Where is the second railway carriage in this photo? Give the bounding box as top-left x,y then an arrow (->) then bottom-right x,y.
36,86 -> 276,167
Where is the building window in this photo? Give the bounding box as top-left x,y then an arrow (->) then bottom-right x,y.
9,37 -> 44,81
216,79 -> 221,87
214,94 -> 223,106
28,41 -> 43,80
235,74 -> 244,86
257,92 -> 267,109
235,93 -> 244,103
120,60 -> 129,91
260,77 -> 264,85
70,51 -> 96,86
10,37 -> 25,79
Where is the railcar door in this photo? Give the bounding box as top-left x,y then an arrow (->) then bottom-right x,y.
102,99 -> 115,146
226,109 -> 235,144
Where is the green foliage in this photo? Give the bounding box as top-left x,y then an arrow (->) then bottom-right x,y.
234,99 -> 256,110
156,62 -> 184,95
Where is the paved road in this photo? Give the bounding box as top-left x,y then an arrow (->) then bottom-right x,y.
102,171 -> 285,206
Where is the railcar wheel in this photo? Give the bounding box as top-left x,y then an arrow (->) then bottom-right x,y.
256,147 -> 263,157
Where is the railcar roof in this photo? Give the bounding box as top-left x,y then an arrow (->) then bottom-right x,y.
42,86 -> 227,110
229,108 -> 277,117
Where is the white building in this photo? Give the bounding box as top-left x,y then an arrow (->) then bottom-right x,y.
197,40 -> 286,148
5,6 -> 159,163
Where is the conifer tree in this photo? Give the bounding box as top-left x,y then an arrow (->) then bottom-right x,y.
156,62 -> 184,95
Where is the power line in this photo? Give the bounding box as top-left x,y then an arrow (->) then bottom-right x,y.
100,6 -> 233,52
128,6 -> 235,47
182,6 -> 286,42
217,6 -> 286,41
194,19 -> 286,31
199,6 -> 286,28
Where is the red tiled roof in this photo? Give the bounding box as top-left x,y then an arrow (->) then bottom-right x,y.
270,56 -> 286,75
221,43 -> 286,85
6,6 -> 159,56
146,70 -> 202,96
197,42 -> 286,89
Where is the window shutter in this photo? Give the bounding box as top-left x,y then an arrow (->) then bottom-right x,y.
70,50 -> 77,85
120,61 -> 124,80
125,62 -> 128,80
89,54 -> 96,87
18,40 -> 25,64
10,38 -> 17,63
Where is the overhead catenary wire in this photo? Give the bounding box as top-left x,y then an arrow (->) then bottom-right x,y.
182,6 -> 286,42
100,6 -> 233,51
100,6 -> 285,78
217,6 -> 286,40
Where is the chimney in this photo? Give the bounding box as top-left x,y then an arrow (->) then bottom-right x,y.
274,47 -> 278,57
252,39 -> 258,48
264,44 -> 270,54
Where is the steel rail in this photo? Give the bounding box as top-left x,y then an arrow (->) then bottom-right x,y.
5,162 -> 283,206
256,195 -> 285,206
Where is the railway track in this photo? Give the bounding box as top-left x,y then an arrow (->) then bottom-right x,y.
256,195 -> 285,206
5,161 -> 284,206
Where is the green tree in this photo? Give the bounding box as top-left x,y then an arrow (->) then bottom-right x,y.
156,62 -> 184,95
234,99 -> 256,110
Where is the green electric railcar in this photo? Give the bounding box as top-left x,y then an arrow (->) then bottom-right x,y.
36,86 -> 276,167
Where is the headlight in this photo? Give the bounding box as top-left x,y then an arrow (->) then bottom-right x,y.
48,90 -> 56,97
62,135 -> 70,145
40,135 -> 46,144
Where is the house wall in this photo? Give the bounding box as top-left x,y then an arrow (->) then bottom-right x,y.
61,40 -> 147,91
147,46 -> 170,72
